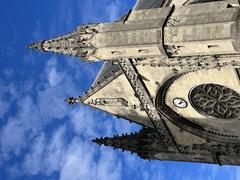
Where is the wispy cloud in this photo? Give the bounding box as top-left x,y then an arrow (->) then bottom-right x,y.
1,95 -> 44,149
60,138 -> 102,180
0,79 -> 18,119
23,126 -> 66,176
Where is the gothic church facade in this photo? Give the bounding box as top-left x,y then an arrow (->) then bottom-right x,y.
29,0 -> 240,165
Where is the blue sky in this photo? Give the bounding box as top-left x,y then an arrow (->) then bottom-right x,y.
0,0 -> 240,179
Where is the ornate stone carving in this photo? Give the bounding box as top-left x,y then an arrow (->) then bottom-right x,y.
77,24 -> 99,34
178,143 -> 240,156
88,98 -> 128,107
135,56 -> 240,73
117,58 -> 177,151
190,84 -> 240,119
165,45 -> 181,56
167,17 -> 181,27
28,24 -> 99,60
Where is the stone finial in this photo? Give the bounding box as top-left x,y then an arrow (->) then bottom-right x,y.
65,97 -> 76,105
65,96 -> 82,105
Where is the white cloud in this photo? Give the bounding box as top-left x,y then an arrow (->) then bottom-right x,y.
60,138 -> 123,180
43,126 -> 67,175
96,148 -> 122,180
1,117 -> 27,158
0,99 -> 10,119
23,126 -> 66,176
37,57 -> 79,122
60,138 -> 98,180
48,67 -> 62,87
3,68 -> 13,78
69,106 -> 100,137
23,133 -> 45,175
0,96 -> 42,159
0,80 -> 18,119
46,58 -> 64,87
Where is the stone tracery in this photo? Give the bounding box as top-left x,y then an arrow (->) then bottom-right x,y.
189,84 -> 240,119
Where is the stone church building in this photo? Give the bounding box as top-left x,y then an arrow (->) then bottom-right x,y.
29,0 -> 240,165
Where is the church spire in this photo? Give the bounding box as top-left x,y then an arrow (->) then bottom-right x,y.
92,128 -> 167,159
28,24 -> 99,60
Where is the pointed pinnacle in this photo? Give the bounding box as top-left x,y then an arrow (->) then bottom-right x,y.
27,41 -> 44,51
92,137 -> 107,145
92,139 -> 98,144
